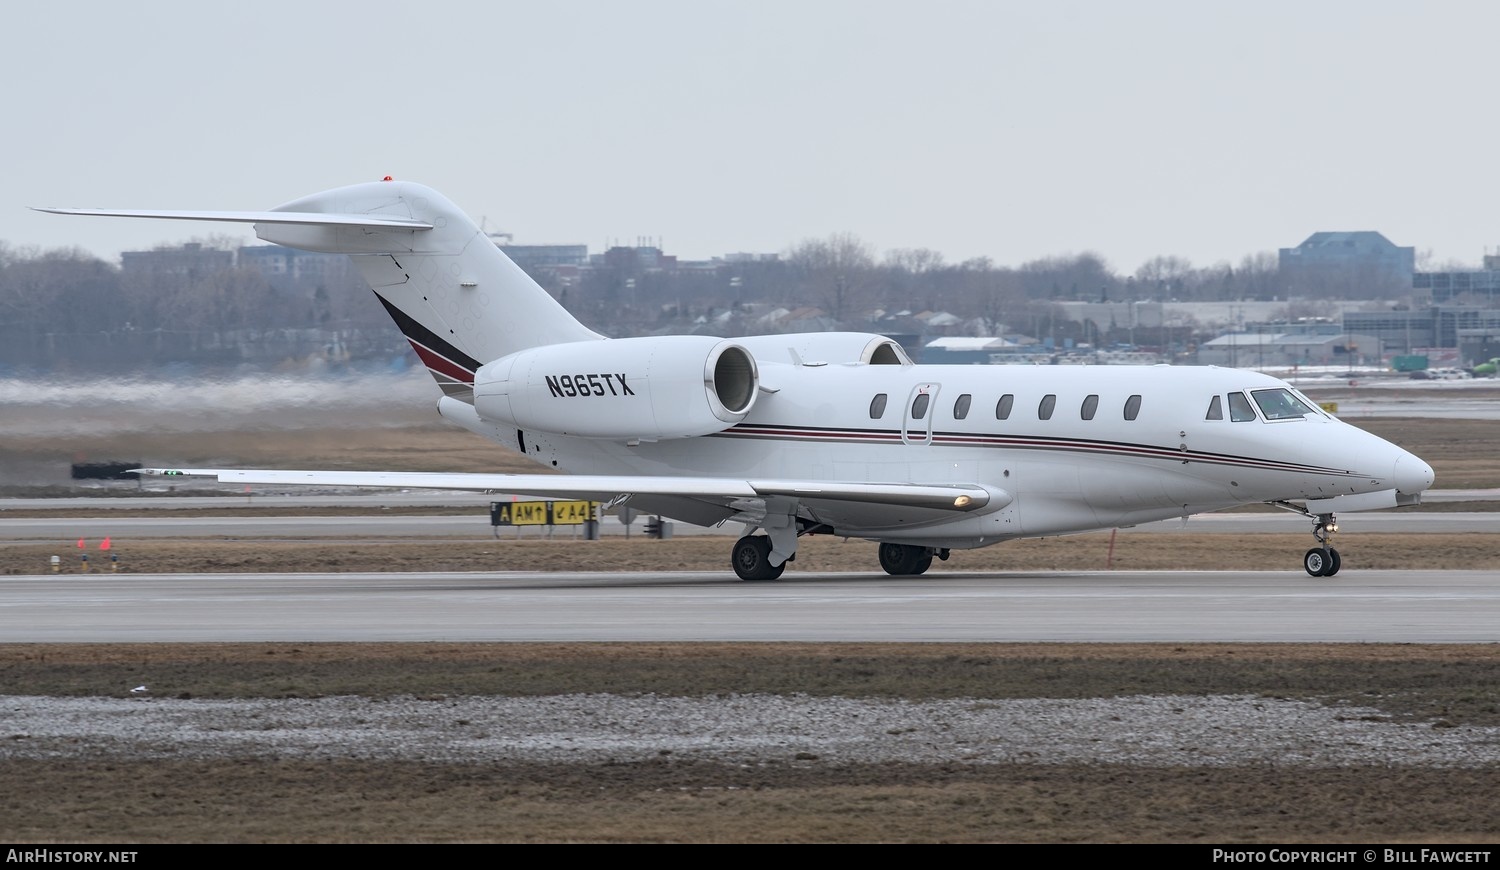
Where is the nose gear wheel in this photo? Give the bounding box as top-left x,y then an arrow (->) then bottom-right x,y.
1303,513 -> 1341,577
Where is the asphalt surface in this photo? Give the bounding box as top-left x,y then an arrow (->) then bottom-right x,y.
3,569 -> 1497,643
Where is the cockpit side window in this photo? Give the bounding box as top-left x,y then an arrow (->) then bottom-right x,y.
1252,388 -> 1317,420
1206,395 -> 1224,420
1228,391 -> 1257,422
869,393 -> 888,419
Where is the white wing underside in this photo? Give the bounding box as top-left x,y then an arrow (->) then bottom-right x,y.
133,468 -> 1004,531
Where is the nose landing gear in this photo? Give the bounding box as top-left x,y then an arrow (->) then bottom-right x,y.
1302,513 -> 1341,577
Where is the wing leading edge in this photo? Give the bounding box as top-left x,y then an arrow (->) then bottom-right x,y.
131,468 -> 1006,529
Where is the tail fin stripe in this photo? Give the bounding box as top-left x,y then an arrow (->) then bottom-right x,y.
373,292 -> 484,374
408,341 -> 477,384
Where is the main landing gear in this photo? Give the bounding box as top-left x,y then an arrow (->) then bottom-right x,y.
1302,512 -> 1341,577
732,534 -> 785,581
878,543 -> 949,576
729,534 -> 951,581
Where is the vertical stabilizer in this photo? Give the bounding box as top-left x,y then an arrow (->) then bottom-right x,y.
37,179 -> 603,397
255,180 -> 602,396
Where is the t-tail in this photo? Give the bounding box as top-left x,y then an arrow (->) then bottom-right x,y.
35,179 -> 603,398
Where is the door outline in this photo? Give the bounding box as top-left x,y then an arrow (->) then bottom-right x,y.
902,382 -> 940,445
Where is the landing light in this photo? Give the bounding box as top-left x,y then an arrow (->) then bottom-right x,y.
954,495 -> 972,508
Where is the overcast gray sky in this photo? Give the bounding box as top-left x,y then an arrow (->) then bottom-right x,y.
5,1 -> 1494,273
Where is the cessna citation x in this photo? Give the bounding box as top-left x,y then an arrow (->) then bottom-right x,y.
40,179 -> 1434,580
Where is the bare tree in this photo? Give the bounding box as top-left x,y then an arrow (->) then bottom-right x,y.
0,247 -> 119,332
786,233 -> 875,324
1133,255 -> 1194,299
1016,253 -> 1119,301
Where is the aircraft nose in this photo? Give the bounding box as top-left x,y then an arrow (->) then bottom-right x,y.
1393,451 -> 1435,494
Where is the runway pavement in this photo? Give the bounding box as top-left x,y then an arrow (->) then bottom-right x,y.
2,569 -> 1496,643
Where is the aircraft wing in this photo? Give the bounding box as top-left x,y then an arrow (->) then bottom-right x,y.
133,468 -> 1006,528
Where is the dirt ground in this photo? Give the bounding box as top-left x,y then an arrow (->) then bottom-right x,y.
2,642 -> 1498,844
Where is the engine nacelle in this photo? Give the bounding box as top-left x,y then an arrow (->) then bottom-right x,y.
473,335 -> 759,439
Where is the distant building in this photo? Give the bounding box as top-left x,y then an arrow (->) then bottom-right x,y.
237,245 -> 353,289
1342,309 -> 1434,354
1198,332 -> 1379,368
1344,306 -> 1500,356
120,242 -> 233,277
1413,260 -> 1500,304
498,244 -> 589,272
592,245 -> 677,272
1279,232 -> 1414,298
920,336 -> 1021,365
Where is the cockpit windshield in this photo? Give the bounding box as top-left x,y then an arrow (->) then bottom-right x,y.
1250,388 -> 1318,420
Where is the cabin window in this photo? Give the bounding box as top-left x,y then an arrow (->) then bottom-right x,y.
1228,391 -> 1257,422
1080,394 -> 1099,420
869,393 -> 888,419
911,393 -> 930,420
953,393 -> 972,420
1124,394 -> 1142,421
1038,394 -> 1056,420
1252,388 -> 1317,420
995,394 -> 1014,420
1205,395 -> 1223,420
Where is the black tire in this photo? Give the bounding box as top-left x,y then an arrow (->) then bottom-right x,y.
1303,547 -> 1336,577
731,535 -> 785,581
1325,548 -> 1341,577
878,542 -> 909,575
878,543 -> 933,576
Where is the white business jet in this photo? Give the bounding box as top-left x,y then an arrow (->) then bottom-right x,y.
38,179 -> 1434,579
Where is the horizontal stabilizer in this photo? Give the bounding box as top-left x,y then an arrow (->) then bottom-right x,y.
30,207 -> 433,230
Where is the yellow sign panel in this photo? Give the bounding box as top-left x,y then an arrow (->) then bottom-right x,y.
550,501 -> 597,525
490,500 -> 598,526
492,501 -> 550,525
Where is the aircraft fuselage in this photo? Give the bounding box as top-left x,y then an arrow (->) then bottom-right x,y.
446,359 -> 1429,548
